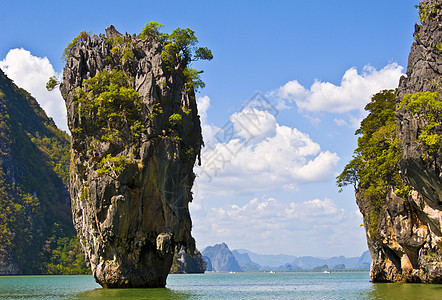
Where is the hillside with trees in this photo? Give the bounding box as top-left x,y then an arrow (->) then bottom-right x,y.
0,69 -> 88,275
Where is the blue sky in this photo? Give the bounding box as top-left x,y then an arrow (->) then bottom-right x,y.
0,0 -> 420,257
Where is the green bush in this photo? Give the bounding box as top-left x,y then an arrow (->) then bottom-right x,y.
96,154 -> 132,176
168,113 -> 182,126
45,76 -> 59,91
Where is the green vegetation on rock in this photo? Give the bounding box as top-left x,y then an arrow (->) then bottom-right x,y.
140,21 -> 213,93
45,76 -> 60,92
107,36 -> 136,63
337,89 -> 409,234
96,153 -> 133,176
62,31 -> 89,62
73,68 -> 144,141
399,91 -> 441,162
416,1 -> 442,23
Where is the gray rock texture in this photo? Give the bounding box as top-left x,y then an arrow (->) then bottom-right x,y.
360,0 -> 442,283
60,25 -> 203,287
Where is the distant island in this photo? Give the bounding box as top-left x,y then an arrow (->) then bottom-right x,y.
201,243 -> 370,272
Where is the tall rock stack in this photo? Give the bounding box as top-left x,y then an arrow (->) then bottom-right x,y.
361,0 -> 442,283
60,25 -> 203,287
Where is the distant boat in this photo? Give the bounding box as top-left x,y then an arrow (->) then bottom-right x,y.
323,271 -> 331,273
269,271 -> 276,274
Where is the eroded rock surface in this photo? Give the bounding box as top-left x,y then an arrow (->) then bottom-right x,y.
360,0 -> 442,283
60,25 -> 202,287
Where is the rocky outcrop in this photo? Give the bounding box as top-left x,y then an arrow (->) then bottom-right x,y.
202,243 -> 243,272
169,247 -> 206,274
60,26 -> 203,287
361,0 -> 442,283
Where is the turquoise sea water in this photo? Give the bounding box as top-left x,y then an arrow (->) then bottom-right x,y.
0,271 -> 441,299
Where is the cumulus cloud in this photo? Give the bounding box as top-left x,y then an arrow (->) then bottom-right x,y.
194,96 -> 340,198
191,196 -> 366,257
277,63 -> 404,113
0,48 -> 67,131
197,96 -> 221,147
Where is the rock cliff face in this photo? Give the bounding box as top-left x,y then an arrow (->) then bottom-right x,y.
202,243 -> 243,272
60,25 -> 203,287
360,0 -> 442,283
169,247 -> 206,274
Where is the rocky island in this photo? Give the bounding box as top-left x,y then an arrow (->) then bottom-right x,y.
60,23 -> 211,287
338,0 -> 442,283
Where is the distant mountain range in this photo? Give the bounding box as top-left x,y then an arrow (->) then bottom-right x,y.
202,243 -> 371,272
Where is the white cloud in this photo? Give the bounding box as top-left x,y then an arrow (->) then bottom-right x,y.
197,95 -> 210,124
277,63 -> 404,114
197,96 -> 221,147
194,99 -> 340,197
231,108 -> 277,143
191,196 -> 366,257
0,48 -> 67,132
334,118 -> 348,127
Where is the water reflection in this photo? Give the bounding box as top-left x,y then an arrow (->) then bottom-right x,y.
368,282 -> 442,300
76,287 -> 195,299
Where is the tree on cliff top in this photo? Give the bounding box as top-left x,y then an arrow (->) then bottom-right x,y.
141,21 -> 213,91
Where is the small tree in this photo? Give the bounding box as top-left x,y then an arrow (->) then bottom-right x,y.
46,76 -> 60,91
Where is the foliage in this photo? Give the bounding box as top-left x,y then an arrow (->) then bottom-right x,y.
107,36 -> 135,63
141,23 -> 213,93
147,103 -> 163,120
183,68 -> 205,92
29,131 -> 70,186
337,89 -> 408,234
0,170 -> 43,273
195,47 -> 214,61
0,69 -> 88,275
415,2 -> 441,23
43,236 -> 90,275
73,69 -> 144,141
399,91 -> 441,161
160,27 -> 213,69
182,147 -> 195,165
45,76 -> 60,92
62,31 -> 89,62
96,153 -> 133,176
140,21 -> 164,39
168,113 -> 182,127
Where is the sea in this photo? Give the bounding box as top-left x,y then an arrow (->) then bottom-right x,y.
0,271 -> 441,299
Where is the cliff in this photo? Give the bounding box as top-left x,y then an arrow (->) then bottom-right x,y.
340,0 -> 442,283
169,247 -> 206,274
0,69 -> 87,275
202,243 -> 243,272
60,24 -> 206,287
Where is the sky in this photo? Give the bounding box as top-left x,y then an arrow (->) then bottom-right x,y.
0,0 -> 420,257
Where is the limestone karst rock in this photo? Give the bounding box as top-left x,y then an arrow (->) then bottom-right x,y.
60,25 -> 204,287
357,0 -> 442,283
